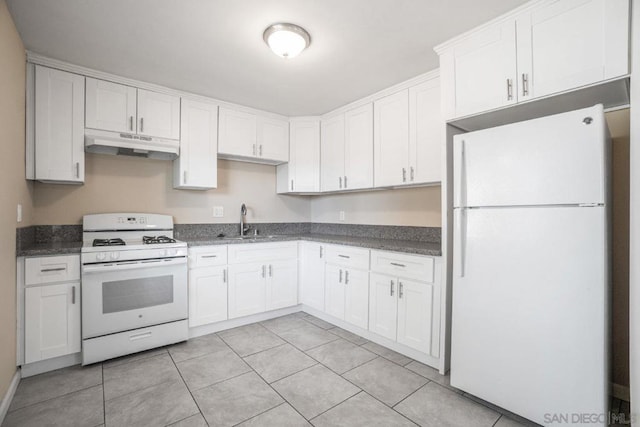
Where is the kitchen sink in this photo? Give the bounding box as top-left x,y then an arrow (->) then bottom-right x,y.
225,235 -> 278,240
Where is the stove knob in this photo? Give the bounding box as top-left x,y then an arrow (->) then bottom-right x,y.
96,252 -> 107,261
110,252 -> 120,260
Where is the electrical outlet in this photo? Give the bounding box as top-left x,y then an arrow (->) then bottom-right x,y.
339,211 -> 345,221
213,206 -> 224,218
17,204 -> 22,223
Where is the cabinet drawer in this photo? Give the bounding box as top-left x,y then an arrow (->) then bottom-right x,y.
370,250 -> 434,283
189,246 -> 228,268
227,242 -> 298,264
325,245 -> 370,270
25,255 -> 80,286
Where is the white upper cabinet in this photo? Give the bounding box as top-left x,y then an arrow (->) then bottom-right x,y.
516,0 -> 629,101
85,78 -> 136,133
219,106 -> 289,164
257,116 -> 289,163
344,103 -> 374,190
374,90 -> 409,187
437,0 -> 630,120
33,65 -> 85,184
409,78 -> 442,184
85,77 -> 180,139
137,89 -> 181,139
278,118 -> 320,193
320,113 -> 345,192
173,99 -> 218,190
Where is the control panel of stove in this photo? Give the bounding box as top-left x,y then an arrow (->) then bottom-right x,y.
117,215 -> 147,225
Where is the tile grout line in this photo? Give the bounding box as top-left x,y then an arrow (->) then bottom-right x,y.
360,389 -> 422,427
166,348 -> 210,427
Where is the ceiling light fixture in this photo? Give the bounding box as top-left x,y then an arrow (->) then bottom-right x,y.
263,23 -> 311,59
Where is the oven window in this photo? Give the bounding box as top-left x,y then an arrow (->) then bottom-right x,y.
102,275 -> 174,314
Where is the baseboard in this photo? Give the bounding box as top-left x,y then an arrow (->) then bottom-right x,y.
20,353 -> 81,378
611,382 -> 630,402
0,371 -> 20,425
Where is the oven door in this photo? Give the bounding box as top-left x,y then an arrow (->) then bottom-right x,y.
81,257 -> 188,339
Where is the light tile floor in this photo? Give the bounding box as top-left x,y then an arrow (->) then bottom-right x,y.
3,312 -> 585,427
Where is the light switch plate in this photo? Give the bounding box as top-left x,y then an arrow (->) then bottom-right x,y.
213,206 -> 224,218
17,204 -> 22,223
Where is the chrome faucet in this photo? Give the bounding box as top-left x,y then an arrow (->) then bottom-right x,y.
240,204 -> 249,236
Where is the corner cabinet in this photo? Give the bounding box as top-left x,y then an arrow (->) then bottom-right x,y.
218,107 -> 289,164
173,99 -> 218,190
374,75 -> 442,188
276,118 -> 320,193
28,65 -> 85,184
437,0 -> 630,120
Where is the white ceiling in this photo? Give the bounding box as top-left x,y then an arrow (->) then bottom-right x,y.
7,0 -> 527,116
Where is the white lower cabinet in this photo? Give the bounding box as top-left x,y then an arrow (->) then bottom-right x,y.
324,264 -> 346,320
368,251 -> 441,357
24,255 -> 81,364
188,266 -> 227,327
227,242 -> 298,319
343,268 -> 369,329
299,242 -> 326,311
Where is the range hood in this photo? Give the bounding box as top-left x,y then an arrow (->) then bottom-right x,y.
85,129 -> 179,160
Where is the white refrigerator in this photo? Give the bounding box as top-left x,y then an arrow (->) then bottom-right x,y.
451,105 -> 609,426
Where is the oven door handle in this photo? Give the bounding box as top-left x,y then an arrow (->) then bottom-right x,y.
82,257 -> 187,274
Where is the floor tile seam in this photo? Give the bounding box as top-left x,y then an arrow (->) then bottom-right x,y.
239,341 -> 289,359
338,355 -> 385,378
302,385 -> 362,422
167,348 -> 211,426
427,381 -> 503,423
301,343 -> 378,376
164,413 -> 210,427
228,402 -> 292,427
259,360 -> 321,385
290,334 -> 342,353
391,379 -> 432,409
102,350 -> 169,371
358,389 -> 422,427
183,366 -> 254,394
168,343 -> 236,364
325,328 -> 369,346
336,362 -> 416,409
103,376 -> 185,405
217,341 -> 304,424
7,380 -> 104,415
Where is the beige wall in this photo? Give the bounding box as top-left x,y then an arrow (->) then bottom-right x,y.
34,157 -> 310,225
0,0 -> 32,398
607,109 -> 630,388
310,186 -> 441,226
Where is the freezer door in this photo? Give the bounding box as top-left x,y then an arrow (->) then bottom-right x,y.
451,206 -> 607,426
453,105 -> 607,208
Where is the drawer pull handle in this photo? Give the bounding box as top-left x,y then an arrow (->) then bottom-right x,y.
72,286 -> 76,304
129,331 -> 152,341
41,267 -> 66,272
201,255 -> 217,258
390,262 -> 406,267
338,255 -> 350,259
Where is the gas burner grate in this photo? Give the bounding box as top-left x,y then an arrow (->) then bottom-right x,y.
93,238 -> 126,247
143,235 -> 177,244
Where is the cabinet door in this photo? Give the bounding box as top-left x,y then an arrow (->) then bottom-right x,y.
25,282 -> 81,364
320,114 -> 345,192
174,99 -> 218,190
409,79 -> 442,184
34,66 -> 85,183
324,264 -> 345,320
451,20 -> 517,117
218,107 -> 257,158
289,119 -> 320,192
188,266 -> 227,327
299,242 -> 326,311
137,89 -> 180,139
228,263 -> 266,319
397,279 -> 434,354
516,0 -> 629,101
344,103 -> 373,190
257,116 -> 289,163
266,259 -> 298,310
368,273 -> 398,341
344,269 -> 369,330
85,77 -> 137,133
374,90 -> 409,187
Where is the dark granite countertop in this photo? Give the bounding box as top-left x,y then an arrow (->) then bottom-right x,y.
185,233 -> 441,256
17,234 -> 441,257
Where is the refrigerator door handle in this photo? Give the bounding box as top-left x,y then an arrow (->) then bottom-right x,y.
455,208 -> 467,277
455,139 -> 467,207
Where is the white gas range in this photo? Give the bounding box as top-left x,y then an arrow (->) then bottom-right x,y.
81,213 -> 188,365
